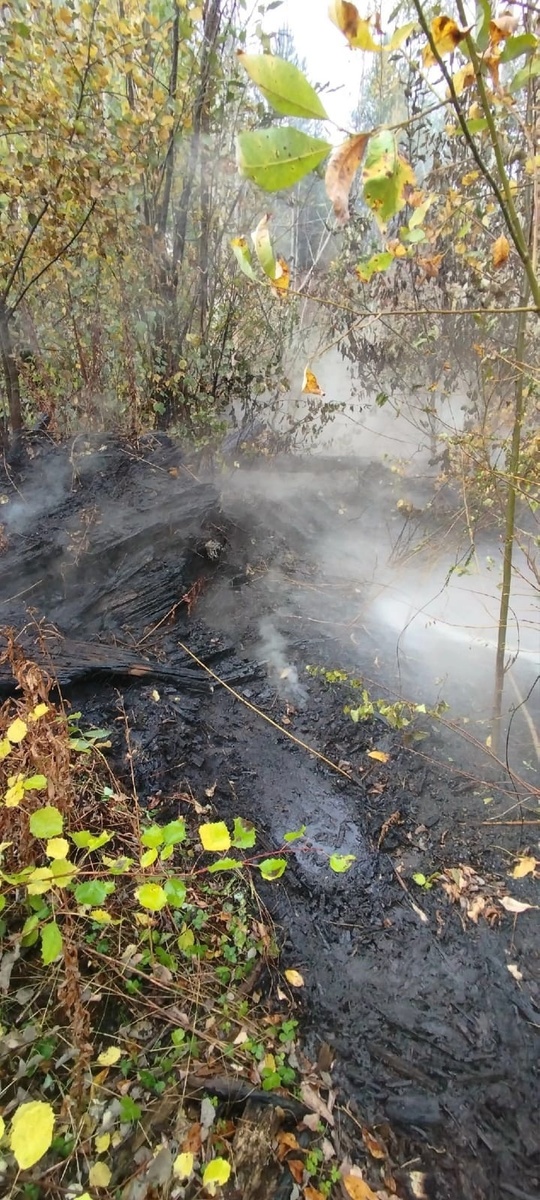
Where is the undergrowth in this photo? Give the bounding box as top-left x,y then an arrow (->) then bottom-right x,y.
0,641 -> 344,1199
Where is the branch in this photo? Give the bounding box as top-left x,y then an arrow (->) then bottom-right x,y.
3,202 -> 49,302
11,201 -> 97,314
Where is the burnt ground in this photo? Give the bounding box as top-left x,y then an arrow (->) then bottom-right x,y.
0,433 -> 539,1200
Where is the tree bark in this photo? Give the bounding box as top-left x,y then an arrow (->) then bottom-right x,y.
0,299 -> 22,449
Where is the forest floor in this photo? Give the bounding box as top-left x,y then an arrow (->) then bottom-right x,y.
0,433 -> 538,1200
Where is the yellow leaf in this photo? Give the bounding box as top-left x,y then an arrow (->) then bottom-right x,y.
462,170 -> 480,186
0,1115 -> 4,1139
0,738 -> 11,761
271,255 -> 290,296
342,1172 -> 378,1200
423,16 -> 471,66
325,133 -> 369,225
367,749 -> 389,763
512,856 -> 537,878
9,1100 -> 55,1169
97,1046 -> 122,1066
174,1151 -> 194,1179
284,968 -> 304,987
26,867 -> 54,895
4,776 -> 25,807
89,1161 -> 112,1188
89,909 -> 114,923
302,367 -> 325,396
492,234 -> 510,267
199,821 -> 231,852
7,718 -> 28,744
46,838 -> 70,860
29,703 -> 49,722
202,1157 -> 231,1195
329,1 -> 381,50
95,1133 -> 111,1153
452,62 -> 476,95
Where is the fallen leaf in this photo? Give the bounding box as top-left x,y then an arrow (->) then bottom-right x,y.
423,15 -> 471,66
95,1133 -> 111,1153
284,968 -> 304,987
367,749 -> 389,763
7,717 -> 28,744
301,1111 -> 321,1131
202,1157 -> 231,1195
300,1081 -> 335,1126
288,1158 -> 305,1184
362,1127 -> 387,1159
342,1170 -> 379,1200
173,1151 -> 194,1179
325,133 -> 369,224
9,1101 -> 55,1169
88,1161 -> 112,1188
182,1122 -> 202,1154
302,367 -> 325,396
466,895 -> 487,924
492,234 -> 510,267
305,1187 -> 327,1200
500,896 -> 535,914
512,856 -> 537,879
507,963 -> 523,982
277,1131 -> 300,1160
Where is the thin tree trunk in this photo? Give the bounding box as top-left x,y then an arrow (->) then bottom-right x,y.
0,300 -> 22,448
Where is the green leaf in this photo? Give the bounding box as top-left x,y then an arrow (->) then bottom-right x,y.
41,921 -> 63,965
232,816 -> 256,849
140,848 -> 158,867
202,1157 -> 231,1195
135,883 -> 168,911
23,775 -> 48,791
476,0 -> 492,51
231,236 -> 256,280
283,825 -> 306,843
500,33 -> 537,62
75,880 -> 115,906
119,1096 -> 142,1122
356,251 -> 394,282
163,877 -> 187,907
207,856 -> 243,872
199,821 -> 231,852
509,56 -> 540,91
329,854 -> 356,873
236,128 -> 331,192
413,872 -> 427,886
259,857 -> 287,880
362,131 -> 414,227
237,52 -> 328,120
9,1100 -> 55,1169
400,227 -> 425,244
140,824 -> 165,849
161,819 -> 187,846
71,830 -> 112,851
29,807 -> 63,838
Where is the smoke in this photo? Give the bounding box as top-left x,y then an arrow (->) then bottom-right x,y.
257,617 -> 308,704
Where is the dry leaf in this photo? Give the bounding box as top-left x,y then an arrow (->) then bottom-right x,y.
512,856 -> 537,879
301,1112 -> 321,1132
490,12 -> 518,44
466,895 -> 487,924
277,1131 -> 300,1161
423,15 -> 471,66
300,1081 -> 335,1126
302,367 -> 325,396
305,1187 -> 327,1200
362,1127 -> 387,1159
507,963 -> 523,982
500,895 -> 534,914
288,1158 -> 305,1184
325,133 -> 369,225
329,1 -> 380,49
452,62 -> 476,95
342,1170 -> 379,1200
284,968 -> 304,987
367,749 -> 389,763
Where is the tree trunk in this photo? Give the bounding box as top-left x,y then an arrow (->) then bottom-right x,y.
0,299 -> 22,450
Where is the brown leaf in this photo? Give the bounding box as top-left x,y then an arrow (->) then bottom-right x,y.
305,1187 -> 327,1200
325,133 -> 369,225
182,1122 -> 202,1154
276,1131 -> 300,1161
300,1081 -> 335,1126
302,367 -> 325,396
342,1170 -> 379,1200
419,253 -> 443,279
288,1158 -> 305,1184
490,12 -> 518,45
492,234 -> 510,267
271,255 -> 290,297
423,15 -> 471,66
362,1127 -> 387,1160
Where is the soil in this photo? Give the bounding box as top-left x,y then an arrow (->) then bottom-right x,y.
1,434 -> 538,1200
